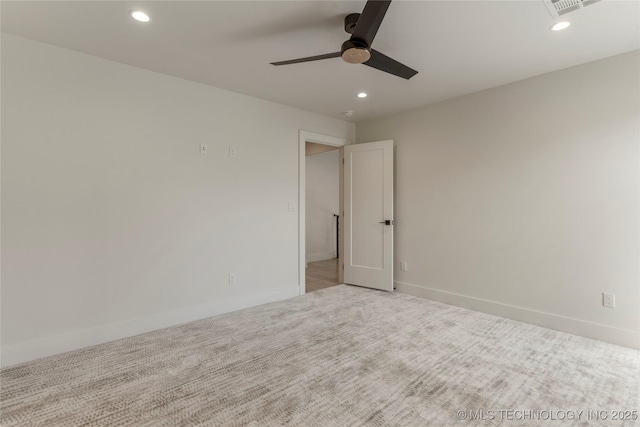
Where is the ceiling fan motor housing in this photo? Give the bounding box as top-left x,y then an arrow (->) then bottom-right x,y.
341,39 -> 371,64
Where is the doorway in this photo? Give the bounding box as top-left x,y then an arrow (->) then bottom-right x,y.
298,131 -> 348,295
305,142 -> 340,293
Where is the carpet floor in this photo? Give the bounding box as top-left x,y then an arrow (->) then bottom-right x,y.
1,285 -> 639,426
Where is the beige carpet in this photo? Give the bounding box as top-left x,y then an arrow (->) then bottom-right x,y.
1,285 -> 639,426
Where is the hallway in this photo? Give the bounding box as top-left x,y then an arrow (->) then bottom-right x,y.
306,258 -> 340,293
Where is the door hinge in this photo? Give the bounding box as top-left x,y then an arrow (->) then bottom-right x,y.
342,264 -> 344,270
342,158 -> 344,164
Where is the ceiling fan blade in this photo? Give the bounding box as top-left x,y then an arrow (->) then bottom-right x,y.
364,49 -> 418,80
271,52 -> 341,66
350,0 -> 391,47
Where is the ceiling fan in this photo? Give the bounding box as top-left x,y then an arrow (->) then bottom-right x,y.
270,0 -> 418,80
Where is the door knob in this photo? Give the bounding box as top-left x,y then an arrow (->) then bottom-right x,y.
379,220 -> 394,225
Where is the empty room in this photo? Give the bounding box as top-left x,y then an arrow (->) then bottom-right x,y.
1,0 -> 638,425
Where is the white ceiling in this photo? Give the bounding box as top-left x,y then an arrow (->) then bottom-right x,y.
2,1 -> 639,122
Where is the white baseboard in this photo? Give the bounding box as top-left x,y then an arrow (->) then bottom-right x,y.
395,281 -> 640,350
306,251 -> 336,263
1,285 -> 300,368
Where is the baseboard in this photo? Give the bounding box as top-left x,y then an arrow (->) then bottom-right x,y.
306,251 -> 336,263
395,281 -> 640,350
1,285 -> 300,368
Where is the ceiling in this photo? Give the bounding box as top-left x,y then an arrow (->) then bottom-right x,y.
2,1 -> 639,122
306,141 -> 340,156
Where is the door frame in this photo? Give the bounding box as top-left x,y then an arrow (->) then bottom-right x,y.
298,130 -> 349,295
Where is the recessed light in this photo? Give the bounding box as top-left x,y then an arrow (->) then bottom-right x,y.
550,21 -> 570,31
130,10 -> 150,23
357,92 -> 368,98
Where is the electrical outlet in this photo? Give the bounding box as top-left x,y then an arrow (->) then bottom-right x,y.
229,273 -> 236,286
401,261 -> 408,272
200,143 -> 208,154
229,146 -> 237,158
603,292 -> 615,308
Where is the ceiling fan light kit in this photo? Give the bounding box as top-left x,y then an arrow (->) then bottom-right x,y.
270,0 -> 418,80
341,40 -> 371,64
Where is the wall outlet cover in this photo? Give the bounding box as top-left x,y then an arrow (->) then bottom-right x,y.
603,292 -> 615,308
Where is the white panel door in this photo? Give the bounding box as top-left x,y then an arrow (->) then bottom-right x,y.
344,140 -> 393,291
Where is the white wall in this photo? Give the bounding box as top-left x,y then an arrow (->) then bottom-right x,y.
0,34 -> 355,366
305,150 -> 339,263
357,51 -> 640,349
